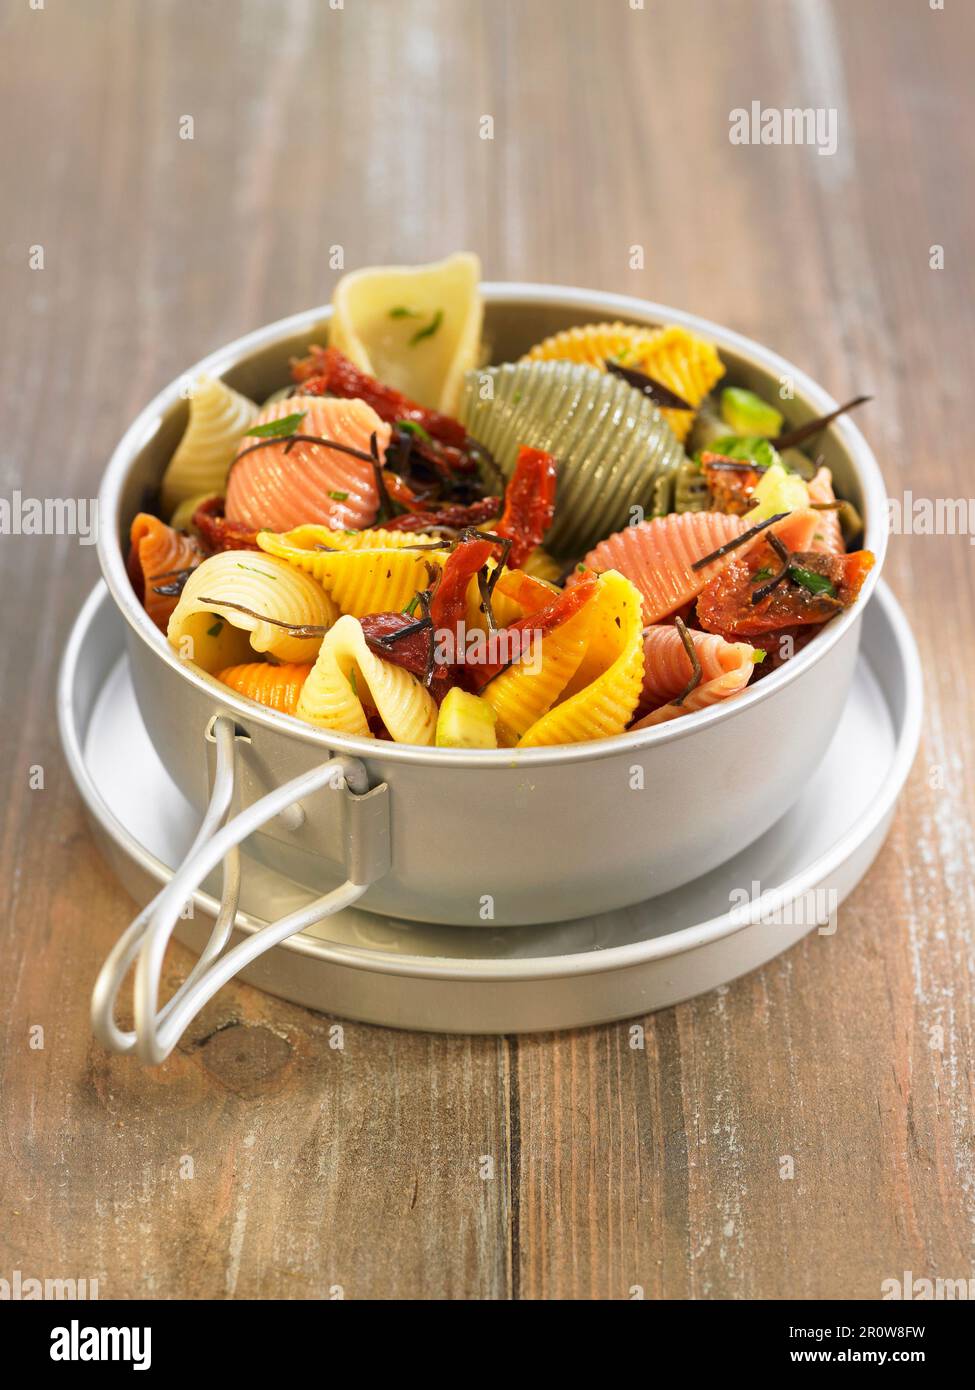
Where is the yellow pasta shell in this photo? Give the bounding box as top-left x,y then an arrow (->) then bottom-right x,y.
521,322 -> 725,444
160,375 -> 259,517
519,547 -> 563,584
481,598 -> 596,747
296,614 -> 437,744
258,525 -> 449,617
518,570 -> 644,746
631,327 -> 726,441
523,321 -> 649,372
167,550 -> 338,671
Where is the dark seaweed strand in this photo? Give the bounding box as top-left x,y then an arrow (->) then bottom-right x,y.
368,429 -> 403,523
772,395 -> 871,451
750,534 -> 793,604
149,564 -> 198,596
809,501 -> 843,510
312,538 -> 446,553
672,616 -> 703,706
195,597 -> 331,640
605,359 -> 694,411
690,512 -> 788,571
463,529 -> 513,633
232,432 -> 376,468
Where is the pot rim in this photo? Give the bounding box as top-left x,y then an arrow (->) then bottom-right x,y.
97,282 -> 889,769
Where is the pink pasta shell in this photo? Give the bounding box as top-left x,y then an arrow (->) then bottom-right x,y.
225,395 -> 385,531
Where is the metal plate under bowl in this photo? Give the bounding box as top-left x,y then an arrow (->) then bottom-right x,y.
59,582 -> 921,1034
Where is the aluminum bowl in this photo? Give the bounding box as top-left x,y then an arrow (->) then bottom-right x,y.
96,285 -> 888,928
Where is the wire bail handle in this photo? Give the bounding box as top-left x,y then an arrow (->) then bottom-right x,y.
91,714 -> 390,1063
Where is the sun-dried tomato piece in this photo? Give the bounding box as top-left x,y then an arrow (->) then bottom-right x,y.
192,497 -> 262,553
379,497 -> 500,533
697,540 -> 874,638
700,451 -> 762,516
292,345 -> 467,448
495,446 -> 558,568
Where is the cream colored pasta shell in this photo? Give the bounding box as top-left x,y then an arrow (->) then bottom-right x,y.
160,376 -> 259,518
329,252 -> 483,416
296,614 -> 438,744
167,550 -> 338,671
458,361 -> 686,558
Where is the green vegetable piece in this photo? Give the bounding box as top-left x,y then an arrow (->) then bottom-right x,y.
435,687 -> 498,749
788,566 -> 836,597
409,309 -> 443,346
245,411 -> 307,439
779,447 -> 816,481
709,434 -> 781,471
395,419 -> 433,443
720,387 -> 784,439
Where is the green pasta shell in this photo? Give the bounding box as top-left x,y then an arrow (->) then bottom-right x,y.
459,361 -> 686,558
674,457 -> 712,513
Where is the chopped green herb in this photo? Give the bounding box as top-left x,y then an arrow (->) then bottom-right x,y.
236,562 -> 275,578
403,593 -> 422,616
329,490 -> 349,501
207,618 -> 224,638
751,649 -> 767,664
409,309 -> 443,346
246,411 -> 307,439
389,305 -> 421,319
396,418 -> 433,443
752,567 -> 774,583
788,566 -> 836,597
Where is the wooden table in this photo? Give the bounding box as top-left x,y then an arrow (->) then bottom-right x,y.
2,0 -> 972,1301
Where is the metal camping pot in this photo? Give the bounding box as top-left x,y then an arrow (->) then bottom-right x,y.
91,285 -> 888,1060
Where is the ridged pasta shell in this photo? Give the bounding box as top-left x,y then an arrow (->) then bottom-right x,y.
458,361 -> 686,559
258,525 -> 449,617
521,323 -> 725,444
168,491 -> 221,533
160,376 -> 259,518
673,457 -> 712,513
581,511 -> 753,624
523,321 -> 648,372
296,614 -> 438,744
519,547 -> 563,583
518,571 -> 644,746
217,662 -> 313,716
225,396 -> 385,532
627,327 -> 726,442
167,550 -> 338,671
633,627 -> 757,728
129,513 -> 203,632
329,252 -> 483,415
481,596 -> 596,746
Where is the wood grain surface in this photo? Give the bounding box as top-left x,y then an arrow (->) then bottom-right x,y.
1,0 -> 972,1301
